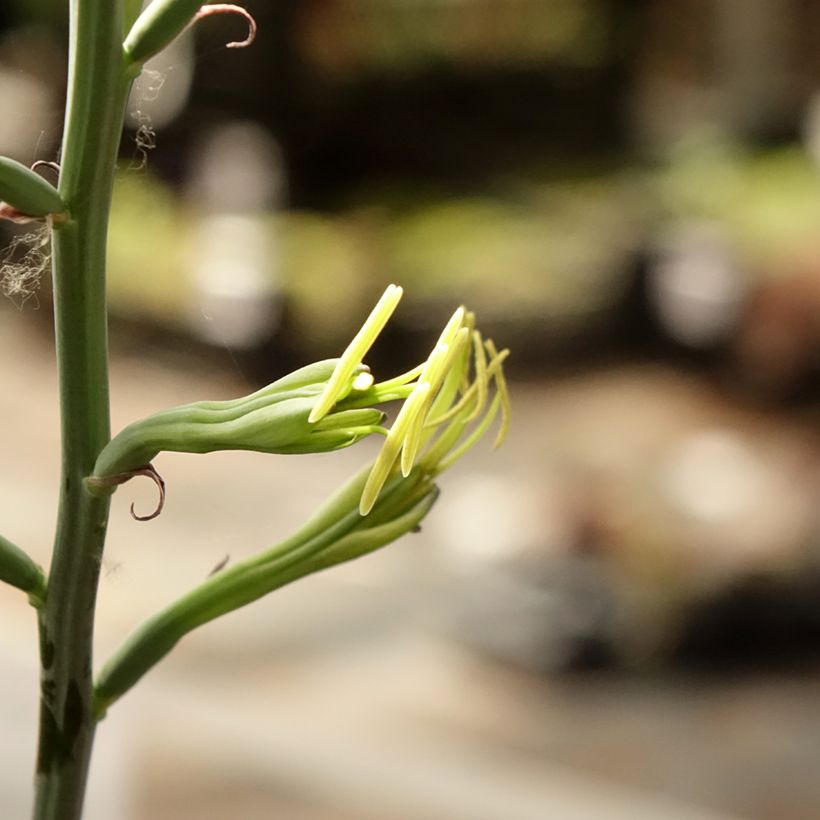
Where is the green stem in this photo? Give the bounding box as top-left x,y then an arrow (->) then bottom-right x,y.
32,1 -> 130,818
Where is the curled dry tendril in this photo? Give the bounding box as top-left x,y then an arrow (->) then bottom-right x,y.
86,464 -> 166,522
128,465 -> 166,521
30,161 -> 61,179
193,4 -> 257,49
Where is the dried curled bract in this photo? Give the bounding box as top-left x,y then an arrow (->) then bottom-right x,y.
193,4 -> 256,49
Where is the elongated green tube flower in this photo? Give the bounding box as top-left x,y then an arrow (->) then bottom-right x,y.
88,360 -> 385,489
93,465 -> 437,716
0,534 -> 46,607
0,157 -> 65,221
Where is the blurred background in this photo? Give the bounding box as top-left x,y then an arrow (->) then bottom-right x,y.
3,0 -> 820,817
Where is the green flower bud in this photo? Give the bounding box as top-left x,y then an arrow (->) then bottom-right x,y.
124,0 -> 206,66
0,156 -> 65,221
88,360 -> 386,487
0,534 -> 46,607
124,1 -> 256,69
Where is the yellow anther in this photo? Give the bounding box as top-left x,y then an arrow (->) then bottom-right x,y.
436,306 -> 466,349
360,381 -> 430,515
309,284 -> 403,424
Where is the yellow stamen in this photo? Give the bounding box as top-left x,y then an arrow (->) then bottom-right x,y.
309,284 -> 403,423
485,339 -> 511,448
371,363 -> 425,392
437,393 -> 501,473
360,381 -> 430,515
466,330 -> 488,422
425,348 -> 509,427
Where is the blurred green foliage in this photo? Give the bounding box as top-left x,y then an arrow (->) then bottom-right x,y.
107,142 -> 820,352
657,140 -> 820,271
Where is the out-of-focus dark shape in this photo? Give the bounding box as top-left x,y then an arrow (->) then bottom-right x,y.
0,26 -> 63,161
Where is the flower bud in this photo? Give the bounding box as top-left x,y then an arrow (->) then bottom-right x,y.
0,157 -> 65,221
124,1 -> 256,69
124,0 -> 206,66
0,534 -> 46,607
88,360 -> 385,486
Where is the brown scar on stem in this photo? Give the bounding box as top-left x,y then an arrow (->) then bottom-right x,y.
193,4 -> 257,49
86,464 -> 166,522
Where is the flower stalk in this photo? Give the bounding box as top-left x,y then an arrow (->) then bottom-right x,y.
32,0 -> 131,816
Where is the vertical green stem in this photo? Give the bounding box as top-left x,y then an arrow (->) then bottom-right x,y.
33,1 -> 129,817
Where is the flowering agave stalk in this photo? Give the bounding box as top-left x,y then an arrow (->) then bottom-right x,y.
0,2 -> 510,819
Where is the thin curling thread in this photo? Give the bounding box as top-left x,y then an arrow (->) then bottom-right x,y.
129,465 -> 167,521
30,161 -> 61,179
0,222 -> 51,307
193,4 -> 257,48
309,284 -> 403,423
86,464 -> 166,522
